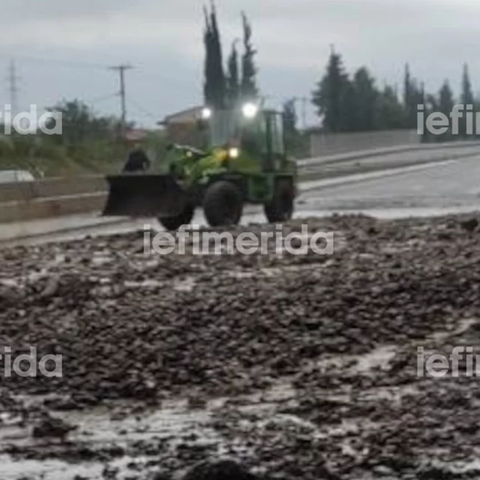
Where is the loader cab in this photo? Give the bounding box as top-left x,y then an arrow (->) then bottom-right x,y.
257,110 -> 286,172
201,105 -> 286,172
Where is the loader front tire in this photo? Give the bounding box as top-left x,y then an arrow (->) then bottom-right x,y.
204,181 -> 243,227
159,204 -> 194,231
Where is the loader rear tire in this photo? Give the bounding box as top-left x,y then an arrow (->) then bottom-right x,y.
264,182 -> 294,223
159,204 -> 194,231
204,181 -> 243,227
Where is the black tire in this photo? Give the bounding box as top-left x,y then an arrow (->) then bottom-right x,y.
264,182 -> 294,223
159,204 -> 194,231
204,181 -> 243,227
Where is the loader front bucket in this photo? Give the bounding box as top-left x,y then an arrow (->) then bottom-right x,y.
102,174 -> 188,218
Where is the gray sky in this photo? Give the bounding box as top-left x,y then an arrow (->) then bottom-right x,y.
0,0 -> 478,127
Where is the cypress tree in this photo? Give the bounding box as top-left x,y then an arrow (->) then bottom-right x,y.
226,41 -> 240,107
240,12 -> 258,102
203,3 -> 226,109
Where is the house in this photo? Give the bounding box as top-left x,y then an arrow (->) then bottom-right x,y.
160,106 -> 205,147
163,106 -> 204,126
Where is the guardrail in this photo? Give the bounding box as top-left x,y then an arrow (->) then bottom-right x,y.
1,142 -> 480,225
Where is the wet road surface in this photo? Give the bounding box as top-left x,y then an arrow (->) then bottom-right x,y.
301,154 -> 480,213
2,154 -> 480,247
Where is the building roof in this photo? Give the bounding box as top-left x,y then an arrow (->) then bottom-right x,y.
163,106 -> 203,125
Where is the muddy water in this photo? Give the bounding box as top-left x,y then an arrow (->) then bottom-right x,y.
297,205 -> 480,220
0,398 -> 225,480
0,457 -> 101,480
3,344 -> 480,479
0,346 -> 405,479
6,202 -> 480,251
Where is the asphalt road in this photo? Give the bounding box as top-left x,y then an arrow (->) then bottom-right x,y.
2,153 -> 480,246
299,154 -> 480,218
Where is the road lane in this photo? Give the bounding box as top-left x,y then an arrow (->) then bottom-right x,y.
301,154 -> 480,213
2,153 -> 480,246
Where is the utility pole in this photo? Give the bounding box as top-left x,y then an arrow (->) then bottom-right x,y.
300,96 -> 307,130
109,64 -> 133,138
293,96 -> 308,130
8,59 -> 20,117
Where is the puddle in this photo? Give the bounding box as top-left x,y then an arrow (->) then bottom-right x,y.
0,392 -> 261,479
296,205 -> 480,220
311,345 -> 398,374
173,277 -> 197,292
0,453 -> 179,480
432,317 -> 479,343
227,271 -> 257,279
124,276 -> 197,292
354,345 -> 398,373
0,399 -> 217,448
0,457 -> 102,480
90,254 -> 114,267
124,280 -> 163,288
0,344 -> 467,479
0,363 -> 462,479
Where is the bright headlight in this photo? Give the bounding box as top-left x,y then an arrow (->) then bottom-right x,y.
201,107 -> 213,120
242,103 -> 258,119
229,147 -> 240,159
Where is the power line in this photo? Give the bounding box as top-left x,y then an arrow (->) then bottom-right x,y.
128,99 -> 158,120
84,92 -> 120,104
132,68 -> 196,94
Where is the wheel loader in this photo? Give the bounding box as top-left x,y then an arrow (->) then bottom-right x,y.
102,104 -> 297,229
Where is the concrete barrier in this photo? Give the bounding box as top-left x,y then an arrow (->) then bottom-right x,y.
0,193 -> 106,224
298,140 -> 480,169
0,175 -> 107,204
0,176 -> 108,224
309,130 -> 422,157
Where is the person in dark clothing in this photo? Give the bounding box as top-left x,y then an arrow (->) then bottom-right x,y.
122,146 -> 151,173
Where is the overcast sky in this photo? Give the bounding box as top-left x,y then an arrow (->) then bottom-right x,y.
0,0 -> 479,127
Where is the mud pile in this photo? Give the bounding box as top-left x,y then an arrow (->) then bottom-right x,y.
1,215 -> 479,401
1,214 -> 480,479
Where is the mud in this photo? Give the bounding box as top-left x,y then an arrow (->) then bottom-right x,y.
1,214 -> 480,478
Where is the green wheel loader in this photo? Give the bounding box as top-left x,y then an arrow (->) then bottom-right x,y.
102,105 -> 297,230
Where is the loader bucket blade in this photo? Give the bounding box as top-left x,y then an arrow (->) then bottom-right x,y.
102,174 -> 187,218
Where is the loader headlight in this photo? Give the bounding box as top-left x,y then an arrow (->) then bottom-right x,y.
229,147 -> 240,159
242,103 -> 258,119
201,107 -> 213,120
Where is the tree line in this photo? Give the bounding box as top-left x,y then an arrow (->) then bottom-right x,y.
313,48 -> 477,140
203,5 -> 478,142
